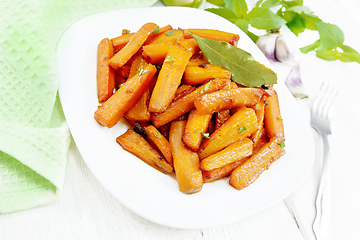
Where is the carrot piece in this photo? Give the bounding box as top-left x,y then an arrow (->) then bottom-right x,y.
183,64 -> 231,85
94,64 -> 157,128
124,88 -> 151,122
144,25 -> 174,44
194,87 -> 264,115
128,54 -> 149,79
146,29 -> 184,45
152,77 -> 228,128
112,25 -> 173,52
117,65 -> 131,79
251,96 -> 266,145
116,129 -> 173,174
229,137 -> 285,190
173,84 -> 196,101
198,107 -> 258,159
187,52 -> 209,66
144,125 -> 173,164
142,39 -> 199,64
202,158 -> 245,183
215,110 -> 231,130
97,38 -> 115,103
202,137 -> 265,183
109,22 -> 157,71
183,29 -> 240,46
149,42 -> 192,113
111,33 -> 134,52
264,89 -> 285,141
200,138 -> 253,171
169,120 -> 203,194
114,72 -> 126,91
183,109 -> 212,151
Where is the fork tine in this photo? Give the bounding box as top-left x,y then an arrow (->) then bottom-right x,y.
312,82 -> 338,119
322,85 -> 338,120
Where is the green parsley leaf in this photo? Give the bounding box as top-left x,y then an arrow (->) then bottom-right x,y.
316,22 -> 344,49
300,40 -> 321,53
153,26 -> 159,34
247,7 -> 286,30
277,116 -> 283,121
157,133 -> 162,139
278,141 -> 285,148
191,33 -> 277,87
238,126 -> 247,133
205,8 -> 239,24
201,132 -> 211,139
119,83 -> 125,88
164,56 -> 176,63
224,0 -> 248,17
138,68 -> 149,76
165,30 -> 175,36
207,0 -> 225,6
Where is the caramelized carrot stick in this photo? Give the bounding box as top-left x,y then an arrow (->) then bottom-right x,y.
97,38 -> 115,103
94,64 -> 157,128
152,77 -> 228,128
112,25 -> 173,52
183,64 -> 231,85
182,109 -> 212,151
144,125 -> 173,164
264,89 -> 285,141
229,137 -> 285,190
149,42 -> 192,113
109,22 -> 157,71
124,89 -> 151,122
194,87 -> 264,114
198,107 -> 258,159
116,129 -> 173,174
183,29 -> 240,46
169,120 -> 203,194
200,138 -> 253,171
142,39 -> 199,64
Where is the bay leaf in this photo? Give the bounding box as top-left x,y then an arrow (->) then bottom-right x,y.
190,33 -> 277,87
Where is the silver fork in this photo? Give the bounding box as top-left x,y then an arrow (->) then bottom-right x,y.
311,82 -> 338,240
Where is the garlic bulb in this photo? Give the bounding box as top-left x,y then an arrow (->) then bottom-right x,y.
256,31 -> 294,62
275,34 -> 294,62
256,32 -> 278,62
285,63 -> 308,99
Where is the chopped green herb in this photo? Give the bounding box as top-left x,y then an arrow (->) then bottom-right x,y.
138,68 -> 149,76
165,30 -> 175,36
153,26 -> 159,34
201,132 -> 210,139
238,126 -> 247,133
119,83 -> 125,88
164,56 -> 176,63
278,116 -> 283,121
278,141 -> 285,148
157,133 -> 162,139
201,81 -> 211,94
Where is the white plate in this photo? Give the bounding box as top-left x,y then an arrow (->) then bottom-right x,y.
57,7 -> 314,229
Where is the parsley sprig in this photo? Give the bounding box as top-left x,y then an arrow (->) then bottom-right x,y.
206,0 -> 360,64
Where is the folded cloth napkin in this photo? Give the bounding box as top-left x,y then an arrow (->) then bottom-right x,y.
0,0 -> 157,213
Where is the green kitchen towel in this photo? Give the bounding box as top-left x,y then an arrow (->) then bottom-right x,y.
0,0 -> 157,213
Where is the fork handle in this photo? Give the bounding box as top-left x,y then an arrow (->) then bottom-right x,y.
313,132 -> 333,240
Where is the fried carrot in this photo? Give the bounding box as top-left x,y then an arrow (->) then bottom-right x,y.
109,22 -> 157,71
149,42 -> 192,113
97,38 -> 115,103
94,64 -> 156,128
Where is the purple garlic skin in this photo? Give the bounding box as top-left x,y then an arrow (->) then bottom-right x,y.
256,32 -> 294,62
256,33 -> 278,62
285,63 -> 308,99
